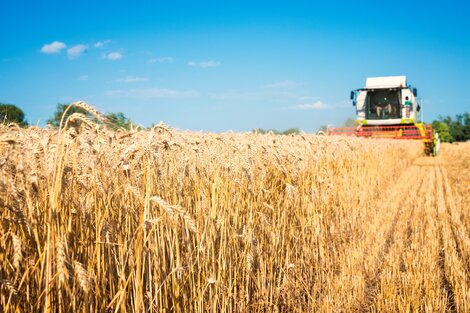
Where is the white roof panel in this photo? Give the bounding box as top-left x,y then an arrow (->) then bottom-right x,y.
365,76 -> 407,89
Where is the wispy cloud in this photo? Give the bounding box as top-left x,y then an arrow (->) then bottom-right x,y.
299,96 -> 318,101
116,76 -> 149,83
263,81 -> 302,89
67,44 -> 88,58
78,75 -> 89,81
94,40 -> 111,48
188,60 -> 221,68
41,41 -> 66,54
147,56 -> 173,64
208,89 -> 298,101
288,101 -> 333,110
103,52 -> 123,61
104,88 -> 200,99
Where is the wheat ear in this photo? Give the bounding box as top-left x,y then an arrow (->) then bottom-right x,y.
56,236 -> 69,286
11,233 -> 22,271
150,196 -> 197,233
73,260 -> 90,294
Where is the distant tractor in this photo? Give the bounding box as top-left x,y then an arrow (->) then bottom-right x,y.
328,76 -> 439,155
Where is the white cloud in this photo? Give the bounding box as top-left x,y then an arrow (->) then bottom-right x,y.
187,60 -> 221,68
104,88 -> 200,99
103,52 -> 123,61
78,75 -> 89,81
263,81 -> 302,89
289,101 -> 332,110
147,56 -> 174,64
299,96 -> 318,101
116,76 -> 149,83
41,41 -> 66,54
94,40 -> 111,48
67,44 -> 88,58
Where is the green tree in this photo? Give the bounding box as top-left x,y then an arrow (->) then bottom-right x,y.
343,117 -> 356,127
253,128 -> 301,135
104,112 -> 132,130
451,114 -> 466,142
317,125 -> 328,133
47,103 -> 133,131
252,128 -> 279,134
432,121 -> 453,142
47,103 -> 91,127
252,128 -> 266,134
463,112 -> 470,140
282,128 -> 300,135
0,103 -> 27,126
433,112 -> 470,142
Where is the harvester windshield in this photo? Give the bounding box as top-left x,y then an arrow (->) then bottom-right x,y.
366,89 -> 401,120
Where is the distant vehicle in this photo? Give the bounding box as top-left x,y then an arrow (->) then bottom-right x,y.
328,76 -> 439,155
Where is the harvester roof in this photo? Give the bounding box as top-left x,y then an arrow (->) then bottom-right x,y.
365,76 -> 407,89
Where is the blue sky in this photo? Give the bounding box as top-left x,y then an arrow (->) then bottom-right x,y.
1,0 -> 469,131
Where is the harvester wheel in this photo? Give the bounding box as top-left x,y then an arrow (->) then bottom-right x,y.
424,143 -> 433,156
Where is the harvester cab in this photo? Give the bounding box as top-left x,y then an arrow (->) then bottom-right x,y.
328,76 -> 440,156
352,76 -> 419,125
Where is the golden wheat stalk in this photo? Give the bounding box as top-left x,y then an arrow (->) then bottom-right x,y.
71,101 -> 104,122
64,112 -> 95,130
58,101 -> 105,131
153,122 -> 174,137
150,196 -> 197,233
11,234 -> 22,271
73,260 -> 90,294
56,235 -> 68,287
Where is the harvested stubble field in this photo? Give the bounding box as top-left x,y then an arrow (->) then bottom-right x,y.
1,114 -> 469,312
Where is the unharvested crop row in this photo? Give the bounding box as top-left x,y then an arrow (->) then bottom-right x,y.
0,119 -> 430,312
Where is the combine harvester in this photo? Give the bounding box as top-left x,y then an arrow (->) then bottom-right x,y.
328,76 -> 440,156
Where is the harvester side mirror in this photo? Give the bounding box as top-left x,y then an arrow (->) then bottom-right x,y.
413,88 -> 418,97
350,91 -> 355,100
352,100 -> 356,106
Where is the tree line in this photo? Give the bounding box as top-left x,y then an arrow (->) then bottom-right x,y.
432,112 -> 470,142
2,102 -> 469,142
0,102 -> 133,130
252,128 -> 300,135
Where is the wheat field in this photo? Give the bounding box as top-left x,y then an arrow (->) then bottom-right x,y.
1,108 -> 469,312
